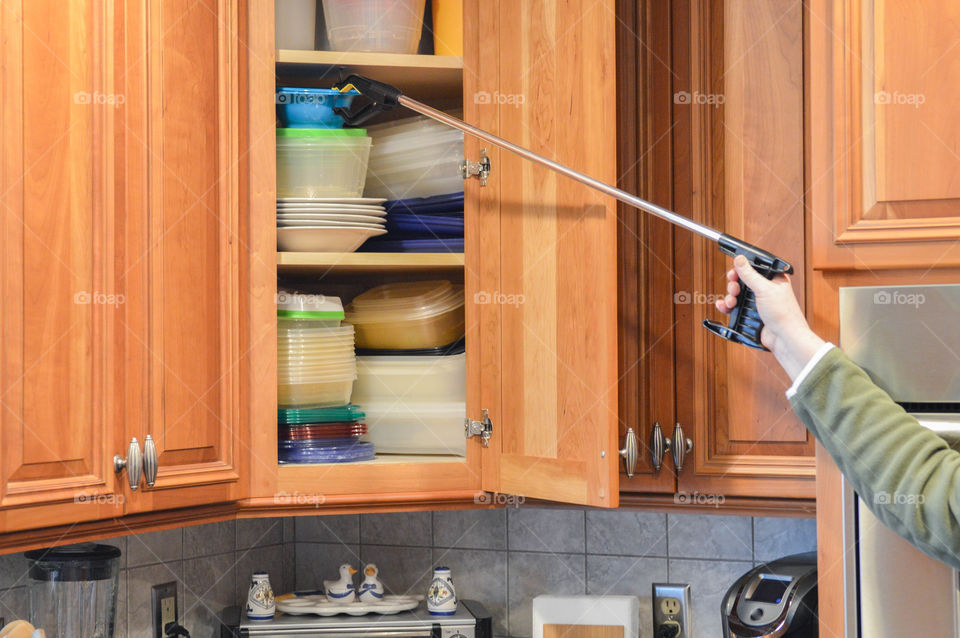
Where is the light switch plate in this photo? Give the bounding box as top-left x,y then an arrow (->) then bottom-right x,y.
652,583 -> 691,638
152,581 -> 178,638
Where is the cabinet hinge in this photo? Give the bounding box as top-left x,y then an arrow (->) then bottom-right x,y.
464,408 -> 493,447
459,148 -> 491,186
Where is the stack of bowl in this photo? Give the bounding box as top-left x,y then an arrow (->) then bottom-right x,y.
277,291 -> 358,409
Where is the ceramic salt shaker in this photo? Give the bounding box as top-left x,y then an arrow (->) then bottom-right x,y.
246,571 -> 276,620
427,566 -> 457,615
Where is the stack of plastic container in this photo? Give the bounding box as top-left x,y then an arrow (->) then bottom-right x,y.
345,281 -> 466,456
363,115 -> 464,200
278,293 -> 373,463
277,291 -> 358,408
276,129 -> 373,199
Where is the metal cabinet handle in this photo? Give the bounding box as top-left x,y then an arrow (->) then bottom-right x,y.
114,437 -> 143,491
619,428 -> 638,478
143,435 -> 158,487
649,422 -> 672,472
671,423 -> 694,473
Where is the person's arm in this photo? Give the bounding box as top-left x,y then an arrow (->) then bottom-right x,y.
718,256 -> 960,569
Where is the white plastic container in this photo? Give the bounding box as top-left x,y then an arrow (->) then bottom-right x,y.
322,0 -> 426,53
276,129 -> 372,198
353,353 -> 465,402
361,401 -> 466,455
276,0 -> 318,50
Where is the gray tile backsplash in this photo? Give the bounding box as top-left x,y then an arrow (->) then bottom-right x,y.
0,508 -> 815,638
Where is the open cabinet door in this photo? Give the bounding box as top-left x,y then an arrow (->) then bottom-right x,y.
474,0 -> 620,507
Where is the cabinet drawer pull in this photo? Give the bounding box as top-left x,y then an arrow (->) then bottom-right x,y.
619,427 -> 638,477
649,422 -> 671,472
672,423 -> 694,473
113,438 -> 143,491
143,435 -> 158,487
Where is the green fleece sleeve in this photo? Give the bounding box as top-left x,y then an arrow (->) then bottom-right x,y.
789,347 -> 960,570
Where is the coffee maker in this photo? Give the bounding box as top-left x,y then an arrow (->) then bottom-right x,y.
721,552 -> 817,638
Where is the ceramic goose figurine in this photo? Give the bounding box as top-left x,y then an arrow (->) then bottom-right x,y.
324,564 -> 358,602
358,563 -> 385,602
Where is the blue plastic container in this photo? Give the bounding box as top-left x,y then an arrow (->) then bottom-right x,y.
276,87 -> 360,128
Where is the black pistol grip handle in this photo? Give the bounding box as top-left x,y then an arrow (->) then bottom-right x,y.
702,234 -> 793,351
333,74 -> 403,126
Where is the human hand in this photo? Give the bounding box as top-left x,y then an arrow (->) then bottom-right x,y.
714,255 -> 825,380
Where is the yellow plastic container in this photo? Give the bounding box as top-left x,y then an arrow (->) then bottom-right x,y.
432,0 -> 462,56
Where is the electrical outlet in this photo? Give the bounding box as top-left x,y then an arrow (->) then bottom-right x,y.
652,583 -> 692,638
152,581 -> 178,638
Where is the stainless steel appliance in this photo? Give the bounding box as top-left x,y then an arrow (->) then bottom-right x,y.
721,552 -> 817,638
25,544 -> 122,638
220,600 -> 491,638
839,283 -> 960,637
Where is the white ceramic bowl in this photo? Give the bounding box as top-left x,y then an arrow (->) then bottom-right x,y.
277,226 -> 387,252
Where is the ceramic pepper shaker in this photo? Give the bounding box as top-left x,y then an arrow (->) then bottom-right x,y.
246,571 -> 276,620
427,566 -> 457,615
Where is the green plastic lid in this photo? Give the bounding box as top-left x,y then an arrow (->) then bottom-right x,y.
277,309 -> 345,320
276,128 -> 367,137
278,403 -> 366,424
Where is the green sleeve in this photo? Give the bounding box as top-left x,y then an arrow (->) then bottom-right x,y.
789,347 -> 960,570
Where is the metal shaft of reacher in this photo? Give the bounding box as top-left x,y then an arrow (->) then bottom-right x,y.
397,95 -> 722,242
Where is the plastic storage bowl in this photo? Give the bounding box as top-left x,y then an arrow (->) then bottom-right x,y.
345,282 -> 465,349
322,0 -> 427,54
276,128 -> 372,198
276,87 -> 360,128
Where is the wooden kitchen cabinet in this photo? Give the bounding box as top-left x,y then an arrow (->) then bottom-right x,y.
248,0 -> 623,511
617,0 -> 816,503
0,0 -> 127,532
809,0 -> 960,270
0,0 -> 254,533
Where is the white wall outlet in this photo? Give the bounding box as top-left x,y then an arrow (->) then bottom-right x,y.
652,583 -> 692,638
152,581 -> 179,638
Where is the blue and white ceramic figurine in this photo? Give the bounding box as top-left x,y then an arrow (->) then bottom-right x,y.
246,571 -> 276,620
324,563 -> 358,602
427,566 -> 457,615
358,563 -> 385,602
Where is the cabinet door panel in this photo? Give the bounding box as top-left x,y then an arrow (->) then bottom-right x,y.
480,0 -> 620,507
674,0 -> 815,498
810,0 -> 960,268
0,0 -> 125,529
121,0 -> 247,510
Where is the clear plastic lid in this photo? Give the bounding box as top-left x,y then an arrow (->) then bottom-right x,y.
346,286 -> 464,323
349,280 -> 452,309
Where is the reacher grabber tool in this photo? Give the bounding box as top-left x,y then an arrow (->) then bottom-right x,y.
333,74 -> 793,351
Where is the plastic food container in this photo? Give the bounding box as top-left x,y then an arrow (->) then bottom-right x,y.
431,0 -> 462,56
322,0 -> 426,53
277,291 -> 344,329
345,281 -> 466,349
276,129 -> 372,198
276,0 -> 318,50
278,375 -> 357,408
361,401 -> 466,455
276,87 -> 360,128
353,353 -> 465,402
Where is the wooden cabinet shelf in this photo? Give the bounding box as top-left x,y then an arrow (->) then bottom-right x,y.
276,50 -> 463,99
277,252 -> 465,276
